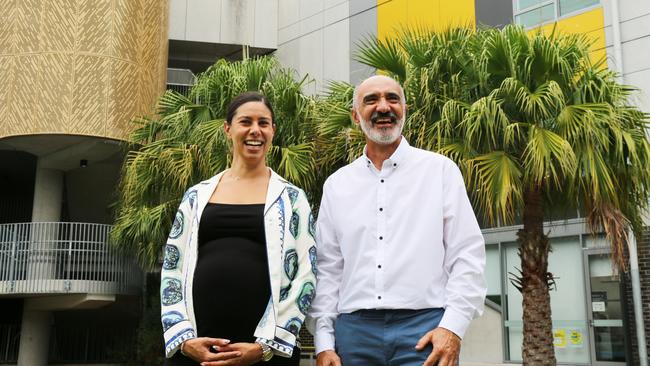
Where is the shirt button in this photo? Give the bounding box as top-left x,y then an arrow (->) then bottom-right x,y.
377,265 -> 382,268
380,179 -> 384,183
378,296 -> 382,300
379,207 -> 383,212
393,163 -> 397,167
379,236 -> 383,240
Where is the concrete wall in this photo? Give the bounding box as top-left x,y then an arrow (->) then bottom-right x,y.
349,0 -> 377,85
169,0 -> 277,49
275,0 -> 354,95
475,0 -> 513,29
623,227 -> 650,365
460,305 -> 505,365
601,0 -> 650,113
275,0 -> 482,93
65,159 -> 122,224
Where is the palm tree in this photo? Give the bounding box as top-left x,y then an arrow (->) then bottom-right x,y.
312,81 -> 365,186
111,56 -> 317,270
326,25 -> 650,364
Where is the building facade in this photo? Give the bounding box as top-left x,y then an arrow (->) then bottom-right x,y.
273,1 -> 650,365
0,0 -> 168,364
1,0 -> 648,365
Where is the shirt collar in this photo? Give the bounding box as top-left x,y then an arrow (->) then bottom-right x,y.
362,136 -> 411,169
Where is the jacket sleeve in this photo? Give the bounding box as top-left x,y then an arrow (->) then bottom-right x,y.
160,188 -> 197,357
258,188 -> 317,357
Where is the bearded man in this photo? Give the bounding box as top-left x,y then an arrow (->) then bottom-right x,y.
309,75 -> 487,366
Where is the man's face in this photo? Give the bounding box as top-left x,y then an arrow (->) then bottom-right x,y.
353,76 -> 406,145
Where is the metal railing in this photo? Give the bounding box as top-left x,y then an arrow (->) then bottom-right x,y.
0,324 -> 19,364
167,67 -> 196,99
0,222 -> 141,295
0,322 -> 137,364
299,346 -> 316,366
49,323 -> 136,363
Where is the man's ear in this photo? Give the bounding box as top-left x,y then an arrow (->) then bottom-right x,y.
351,108 -> 361,126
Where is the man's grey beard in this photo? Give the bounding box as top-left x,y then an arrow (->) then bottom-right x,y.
358,114 -> 405,145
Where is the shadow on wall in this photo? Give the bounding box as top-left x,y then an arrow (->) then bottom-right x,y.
460,304 -> 506,365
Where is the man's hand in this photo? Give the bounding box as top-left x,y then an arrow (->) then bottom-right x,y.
317,350 -> 342,366
200,342 -> 263,366
181,338 -> 241,363
415,327 -> 460,366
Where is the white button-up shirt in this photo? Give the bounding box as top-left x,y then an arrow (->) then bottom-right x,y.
309,137 -> 486,354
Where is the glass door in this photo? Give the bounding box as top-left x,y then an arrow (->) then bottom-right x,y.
584,249 -> 627,365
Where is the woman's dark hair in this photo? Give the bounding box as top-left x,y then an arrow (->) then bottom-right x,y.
225,91 -> 275,124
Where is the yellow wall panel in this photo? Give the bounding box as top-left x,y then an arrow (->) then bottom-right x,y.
378,0 -> 476,39
585,28 -> 607,66
377,0 -> 409,40
438,0 -> 476,30
531,7 -> 606,66
406,0 -> 438,31
537,7 -> 604,35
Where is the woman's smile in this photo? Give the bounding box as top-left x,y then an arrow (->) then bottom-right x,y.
225,101 -> 275,161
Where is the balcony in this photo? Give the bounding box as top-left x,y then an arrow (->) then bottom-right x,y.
0,222 -> 141,296
167,68 -> 196,98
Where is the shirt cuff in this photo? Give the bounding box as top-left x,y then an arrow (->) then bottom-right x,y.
438,307 -> 472,339
314,330 -> 335,355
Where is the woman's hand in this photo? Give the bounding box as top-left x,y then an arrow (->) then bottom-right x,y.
181,338 -> 241,363
200,342 -> 264,366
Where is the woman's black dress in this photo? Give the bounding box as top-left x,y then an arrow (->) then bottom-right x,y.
164,203 -> 301,365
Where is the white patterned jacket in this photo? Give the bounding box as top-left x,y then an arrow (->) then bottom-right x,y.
160,170 -> 317,358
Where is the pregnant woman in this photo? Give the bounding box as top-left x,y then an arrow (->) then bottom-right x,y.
160,91 -> 317,366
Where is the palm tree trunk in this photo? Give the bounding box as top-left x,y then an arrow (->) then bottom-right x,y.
517,186 -> 556,365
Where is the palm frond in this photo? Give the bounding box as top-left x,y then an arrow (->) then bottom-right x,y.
460,95 -> 510,151
355,36 -> 407,82
466,151 -> 523,225
113,56 -> 317,269
269,143 -> 316,188
498,78 -> 565,123
522,126 -> 576,187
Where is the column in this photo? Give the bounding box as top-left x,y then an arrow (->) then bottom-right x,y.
17,161 -> 63,365
17,307 -> 52,366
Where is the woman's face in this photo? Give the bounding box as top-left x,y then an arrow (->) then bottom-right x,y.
224,101 -> 275,163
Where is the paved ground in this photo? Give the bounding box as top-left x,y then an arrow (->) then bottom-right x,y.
299,360 -> 515,366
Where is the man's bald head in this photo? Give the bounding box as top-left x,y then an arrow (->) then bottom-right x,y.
351,75 -> 407,145
352,75 -> 406,111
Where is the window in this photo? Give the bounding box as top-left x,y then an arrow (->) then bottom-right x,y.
559,0 -> 600,15
485,245 -> 502,306
514,0 -> 600,27
503,236 -> 590,363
